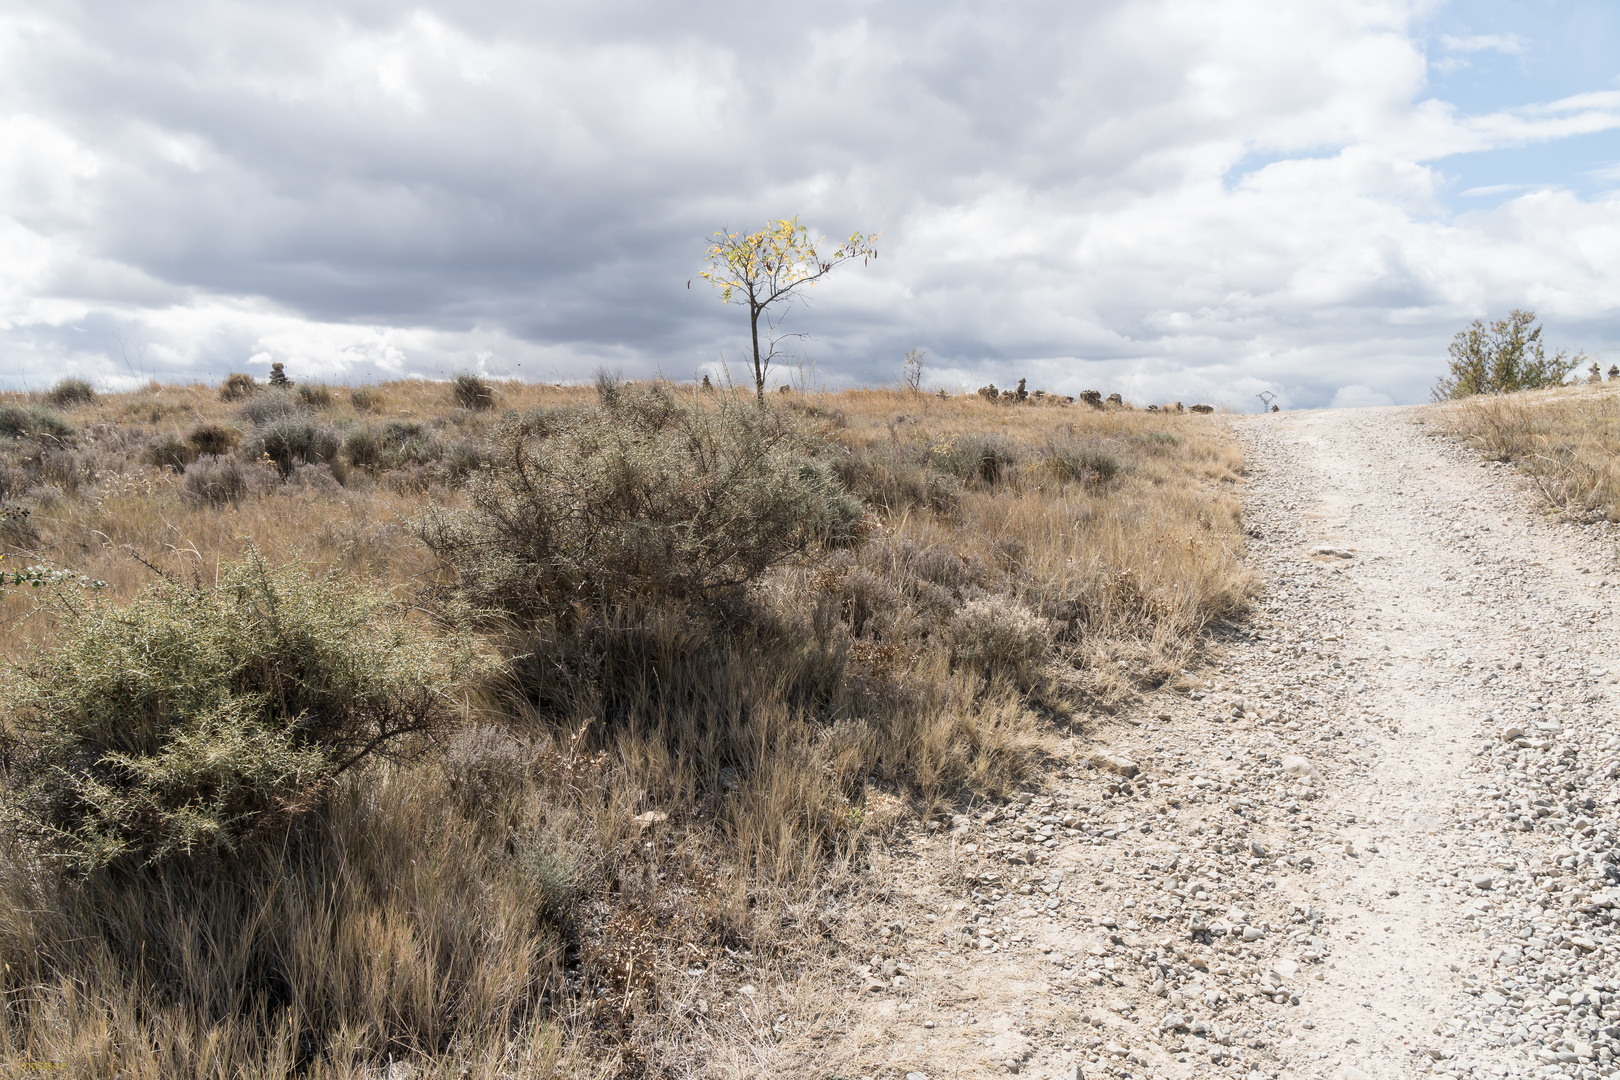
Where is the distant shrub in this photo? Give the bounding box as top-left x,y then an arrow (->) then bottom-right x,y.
218,373 -> 259,401
187,421 -> 241,456
946,596 -> 1052,685
0,551 -> 488,869
348,386 -> 384,412
929,434 -> 1018,484
237,390 -> 305,427
284,463 -> 344,495
183,455 -> 268,504
451,373 -> 495,411
1042,443 -> 1120,484
0,405 -> 73,443
247,417 -> 342,476
418,382 -> 865,620
45,378 -> 97,408
295,383 -> 334,408
146,432 -> 198,470
343,420 -> 443,470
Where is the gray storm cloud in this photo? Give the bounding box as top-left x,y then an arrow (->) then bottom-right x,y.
2,0 -> 1619,407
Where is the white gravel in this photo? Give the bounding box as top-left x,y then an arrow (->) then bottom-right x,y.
821,404 -> 1620,1080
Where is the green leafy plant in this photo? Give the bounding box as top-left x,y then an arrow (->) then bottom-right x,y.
1434,309 -> 1584,400
0,551 -> 488,868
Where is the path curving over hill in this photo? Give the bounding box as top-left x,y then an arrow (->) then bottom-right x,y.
813,404 -> 1620,1080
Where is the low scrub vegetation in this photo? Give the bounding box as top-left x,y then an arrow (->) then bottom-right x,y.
0,375 -> 1250,1076
1439,383 -> 1620,521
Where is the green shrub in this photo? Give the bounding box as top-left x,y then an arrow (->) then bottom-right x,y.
187,421 -> 241,456
928,434 -> 1018,484
451,373 -> 495,411
0,405 -> 73,443
0,552 -> 488,869
218,372 -> 258,402
146,432 -> 198,470
45,378 -> 96,408
418,382 -> 865,620
1434,309 -> 1584,400
247,417 -> 342,475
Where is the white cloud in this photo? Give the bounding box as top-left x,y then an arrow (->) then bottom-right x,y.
0,0 -> 1617,408
1439,32 -> 1527,55
1331,385 -> 1398,408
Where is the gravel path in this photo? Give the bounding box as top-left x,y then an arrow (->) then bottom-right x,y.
816,404 -> 1620,1080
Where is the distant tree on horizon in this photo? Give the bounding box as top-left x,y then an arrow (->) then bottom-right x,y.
1433,309 -> 1584,400
697,217 -> 877,404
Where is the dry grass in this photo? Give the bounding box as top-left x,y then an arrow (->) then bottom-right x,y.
0,379 -> 1250,1077
1435,382 -> 1620,522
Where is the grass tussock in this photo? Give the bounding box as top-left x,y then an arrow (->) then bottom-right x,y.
0,378 -> 1250,1077
1437,383 -> 1620,521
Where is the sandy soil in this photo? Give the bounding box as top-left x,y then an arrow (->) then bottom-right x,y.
794,404 -> 1620,1080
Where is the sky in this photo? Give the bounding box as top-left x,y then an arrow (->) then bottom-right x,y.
2,0 -> 1619,409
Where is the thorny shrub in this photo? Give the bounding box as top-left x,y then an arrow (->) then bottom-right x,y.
0,550 -> 489,869
418,381 -> 865,621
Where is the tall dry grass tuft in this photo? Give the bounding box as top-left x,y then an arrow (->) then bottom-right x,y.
1437,384 -> 1620,521
0,379 -> 1251,1076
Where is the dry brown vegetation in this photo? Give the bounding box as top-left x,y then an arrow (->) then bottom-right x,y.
0,376 -> 1249,1077
1436,382 -> 1620,522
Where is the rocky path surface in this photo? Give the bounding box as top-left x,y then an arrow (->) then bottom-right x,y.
816,404 -> 1620,1080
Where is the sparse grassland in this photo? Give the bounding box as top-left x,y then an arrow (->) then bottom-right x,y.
0,378 -> 1249,1077
1437,383 -> 1620,522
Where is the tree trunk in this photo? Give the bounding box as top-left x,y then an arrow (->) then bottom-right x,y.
749,302 -> 765,404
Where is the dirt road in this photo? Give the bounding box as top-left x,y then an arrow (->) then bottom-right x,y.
815,404 -> 1620,1080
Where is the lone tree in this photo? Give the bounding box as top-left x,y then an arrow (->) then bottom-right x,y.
698,218 -> 878,403
1433,309 -> 1584,400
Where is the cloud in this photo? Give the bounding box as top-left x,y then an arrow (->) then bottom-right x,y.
1330,385 -> 1398,408
1439,32 -> 1527,56
1,0 -> 1619,409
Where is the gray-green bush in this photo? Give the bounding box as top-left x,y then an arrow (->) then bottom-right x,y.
418,381 -> 865,620
0,405 -> 72,443
0,552 -> 488,868
248,417 -> 342,475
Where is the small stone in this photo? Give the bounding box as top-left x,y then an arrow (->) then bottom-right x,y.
1481,991 -> 1507,1007
1159,1010 -> 1187,1030
1280,755 -> 1319,781
1091,753 -> 1139,779
1501,726 -> 1527,742
1242,925 -> 1264,941
1472,875 -> 1494,890
906,1073 -> 928,1080
1273,959 -> 1300,978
